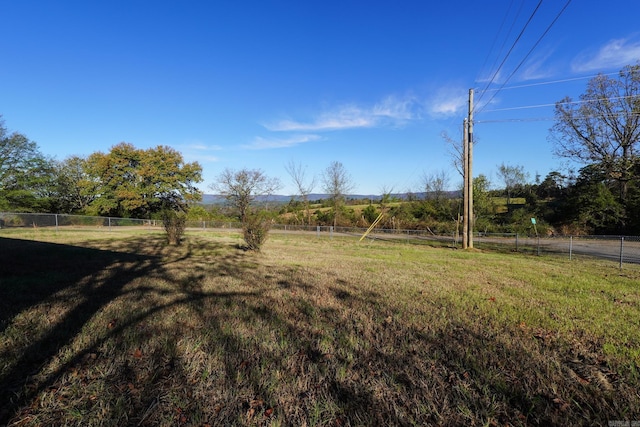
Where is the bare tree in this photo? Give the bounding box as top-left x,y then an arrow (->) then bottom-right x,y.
421,170 -> 450,200
284,160 -> 316,226
419,170 -> 454,221
442,130 -> 464,177
550,64 -> 640,202
321,161 -> 354,228
210,168 -> 281,222
442,128 -> 478,178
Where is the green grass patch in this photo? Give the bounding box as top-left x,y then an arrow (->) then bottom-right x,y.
1,229 -> 639,426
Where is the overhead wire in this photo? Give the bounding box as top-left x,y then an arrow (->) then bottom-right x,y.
448,0 -> 606,160
474,0 -> 543,109
475,0 -> 573,115
475,0 -> 519,90
477,110 -> 640,124
480,72 -> 618,92
475,117 -> 555,123
481,94 -> 639,114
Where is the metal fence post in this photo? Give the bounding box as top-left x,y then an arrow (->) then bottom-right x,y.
4,212 -> 640,267
569,236 -> 573,261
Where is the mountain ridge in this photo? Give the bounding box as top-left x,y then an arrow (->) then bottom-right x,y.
200,191 -> 461,204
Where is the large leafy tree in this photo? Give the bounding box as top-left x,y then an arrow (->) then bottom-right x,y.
550,64 -> 640,203
0,118 -> 55,212
496,163 -> 528,209
534,171 -> 572,227
473,174 -> 495,223
210,168 -> 281,223
87,142 -> 202,218
627,162 -> 640,233
140,145 -> 203,212
51,156 -> 98,213
566,164 -> 625,234
536,171 -> 569,199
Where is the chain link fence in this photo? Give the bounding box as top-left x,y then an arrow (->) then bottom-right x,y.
0,212 -> 160,231
471,233 -> 640,266
1,212 -> 639,267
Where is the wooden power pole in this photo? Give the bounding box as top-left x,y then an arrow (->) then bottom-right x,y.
463,118 -> 469,249
468,88 -> 474,249
463,89 -> 474,249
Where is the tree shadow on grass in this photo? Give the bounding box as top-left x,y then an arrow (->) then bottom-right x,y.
0,235 -> 259,425
0,236 -> 176,422
2,235 -> 638,426
206,278 -> 638,426
0,238 -> 131,334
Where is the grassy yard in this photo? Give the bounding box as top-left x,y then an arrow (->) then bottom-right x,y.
1,228 -> 639,426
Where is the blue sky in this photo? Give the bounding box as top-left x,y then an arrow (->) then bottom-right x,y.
2,0 -> 640,196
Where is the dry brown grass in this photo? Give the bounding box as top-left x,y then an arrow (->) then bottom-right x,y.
1,229 -> 639,426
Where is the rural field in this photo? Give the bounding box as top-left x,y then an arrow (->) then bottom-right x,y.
0,229 -> 639,426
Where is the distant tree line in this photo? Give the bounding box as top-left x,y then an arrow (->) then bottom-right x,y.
2,65 -> 640,235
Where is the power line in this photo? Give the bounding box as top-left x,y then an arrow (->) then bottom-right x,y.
481,103 -> 557,113
476,117 -> 555,123
478,72 -> 619,93
476,0 -> 573,115
475,0 -> 519,88
480,94 -> 639,114
476,109 -> 640,124
475,0 -> 543,108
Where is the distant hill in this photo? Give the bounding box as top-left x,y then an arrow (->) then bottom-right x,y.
200,193 -> 374,204
200,191 -> 460,205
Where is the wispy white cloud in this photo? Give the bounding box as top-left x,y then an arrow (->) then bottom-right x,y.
427,86 -> 467,117
264,95 -> 419,132
178,141 -> 223,163
520,50 -> 556,81
476,47 -> 556,86
476,68 -> 504,85
373,95 -> 417,122
267,107 -> 373,132
189,154 -> 220,162
243,134 -> 322,150
186,143 -> 223,151
572,37 -> 640,73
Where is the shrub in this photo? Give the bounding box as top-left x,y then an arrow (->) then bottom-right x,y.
242,213 -> 271,251
162,209 -> 186,245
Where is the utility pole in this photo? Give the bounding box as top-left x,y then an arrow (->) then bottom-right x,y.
462,118 -> 469,249
468,88 -> 474,249
463,89 -> 474,249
